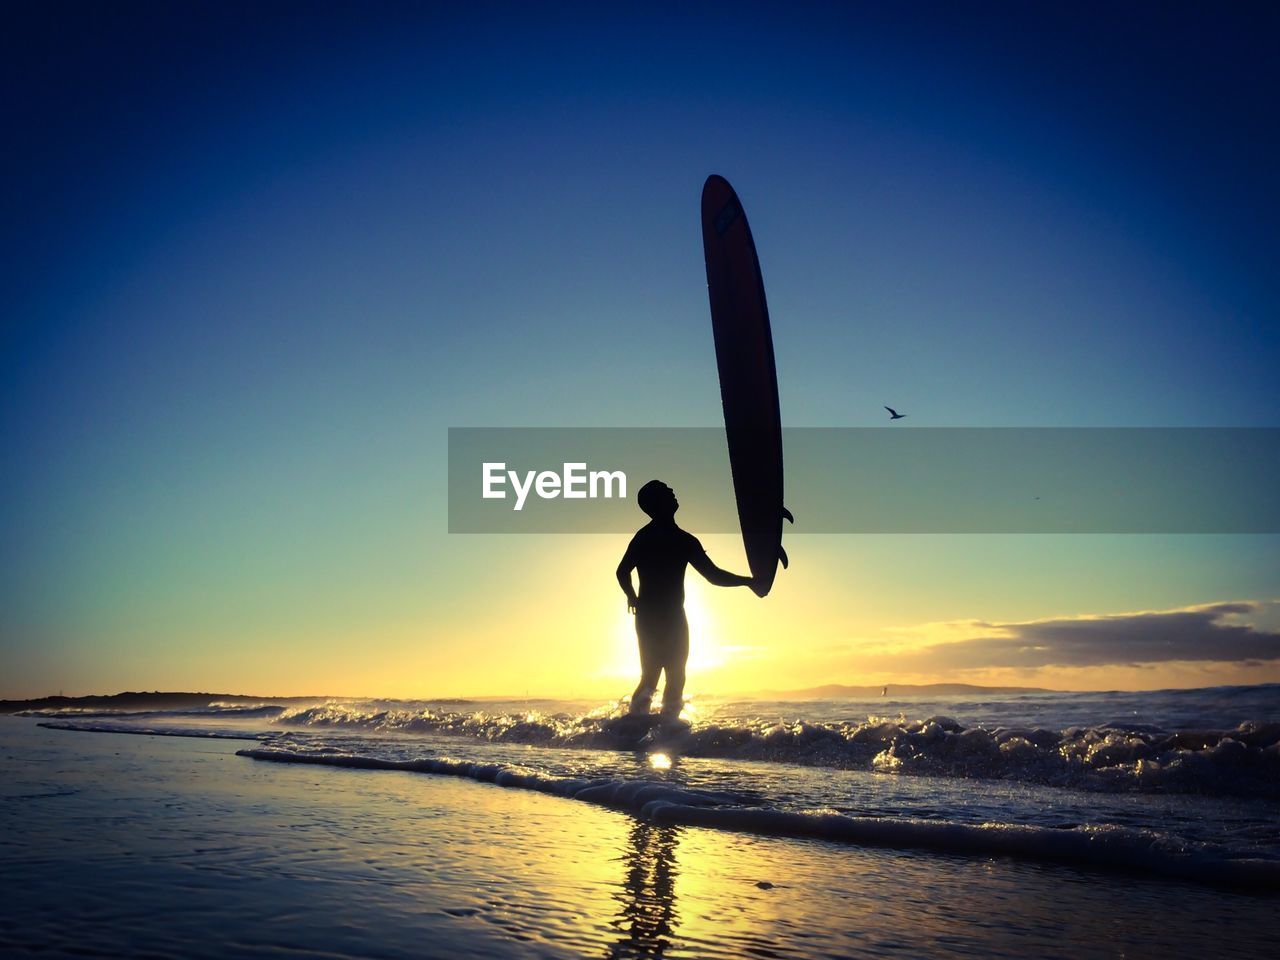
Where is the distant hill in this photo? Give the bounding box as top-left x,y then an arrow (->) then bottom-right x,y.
754,683 -> 1055,699
1,684 -> 1060,714
0,691 -> 327,714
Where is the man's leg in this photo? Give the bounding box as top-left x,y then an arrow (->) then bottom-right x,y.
630,615 -> 663,715
659,611 -> 690,721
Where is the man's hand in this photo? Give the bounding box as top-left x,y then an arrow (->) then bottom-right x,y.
692,553 -> 757,590
626,596 -> 638,615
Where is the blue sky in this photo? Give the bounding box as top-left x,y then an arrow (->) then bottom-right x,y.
2,2 -> 1277,697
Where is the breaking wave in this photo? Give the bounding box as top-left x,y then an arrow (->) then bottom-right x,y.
271,702 -> 1280,799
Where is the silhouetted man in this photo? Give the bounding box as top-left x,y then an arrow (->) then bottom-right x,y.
616,479 -> 754,721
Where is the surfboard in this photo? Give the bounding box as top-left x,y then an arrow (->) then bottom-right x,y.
701,174 -> 791,598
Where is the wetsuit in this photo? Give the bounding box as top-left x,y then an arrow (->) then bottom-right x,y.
617,521 -> 709,720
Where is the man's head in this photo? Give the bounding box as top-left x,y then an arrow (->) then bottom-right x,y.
637,479 -> 679,519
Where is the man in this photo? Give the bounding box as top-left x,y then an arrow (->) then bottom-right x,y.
616,479 -> 755,721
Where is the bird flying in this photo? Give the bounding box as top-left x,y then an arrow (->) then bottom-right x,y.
884,406 -> 906,420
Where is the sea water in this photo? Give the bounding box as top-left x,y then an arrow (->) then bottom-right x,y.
7,716 -> 1280,960
20,686 -> 1280,877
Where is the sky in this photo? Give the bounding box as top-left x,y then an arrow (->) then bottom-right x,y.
2,1 -> 1278,699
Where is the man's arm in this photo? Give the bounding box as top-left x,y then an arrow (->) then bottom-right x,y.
616,542 -> 639,613
690,551 -> 754,589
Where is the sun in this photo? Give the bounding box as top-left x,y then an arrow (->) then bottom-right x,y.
604,579 -> 726,683
682,580 -> 726,674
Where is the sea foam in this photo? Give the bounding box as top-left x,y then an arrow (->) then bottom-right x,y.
38,721 -> 269,741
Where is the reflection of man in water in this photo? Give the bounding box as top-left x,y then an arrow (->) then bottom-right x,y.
608,821 -> 679,958
616,480 -> 754,720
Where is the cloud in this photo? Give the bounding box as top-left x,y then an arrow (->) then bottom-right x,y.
850,601 -> 1280,671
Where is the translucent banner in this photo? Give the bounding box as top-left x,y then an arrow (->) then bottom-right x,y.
447,428 -> 1280,534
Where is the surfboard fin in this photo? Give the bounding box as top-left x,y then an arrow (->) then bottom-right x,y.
778,545 -> 789,569
782,507 -> 794,524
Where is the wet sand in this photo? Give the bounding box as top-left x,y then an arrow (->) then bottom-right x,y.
1,717 -> 1276,959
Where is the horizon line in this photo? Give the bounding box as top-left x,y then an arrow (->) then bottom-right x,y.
5,679 -> 1280,707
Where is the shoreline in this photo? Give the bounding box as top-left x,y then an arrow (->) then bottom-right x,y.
3,716 -> 1278,959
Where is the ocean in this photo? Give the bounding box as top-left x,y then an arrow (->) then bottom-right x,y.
3,685 -> 1278,957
